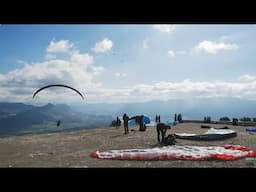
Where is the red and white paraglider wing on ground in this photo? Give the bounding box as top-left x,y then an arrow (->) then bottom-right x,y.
91,145 -> 256,161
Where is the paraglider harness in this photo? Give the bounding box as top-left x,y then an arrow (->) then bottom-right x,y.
156,123 -> 176,145
162,134 -> 176,146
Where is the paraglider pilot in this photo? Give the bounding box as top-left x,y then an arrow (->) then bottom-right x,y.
123,113 -> 129,134
116,116 -> 121,129
57,120 -> 61,127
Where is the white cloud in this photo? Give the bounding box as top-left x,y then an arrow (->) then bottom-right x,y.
238,74 -> 256,82
45,53 -> 56,60
219,35 -> 233,42
92,38 -> 113,53
143,40 -> 148,49
114,72 -> 127,78
71,51 -> 94,66
46,40 -> 74,53
92,66 -> 105,75
0,74 -> 5,81
17,60 -> 29,66
2,38 -> 256,104
2,62 -> 256,103
103,75 -> 256,103
69,75 -> 256,103
167,50 -> 175,57
0,40 -> 107,104
176,50 -> 186,55
192,40 -> 239,54
153,25 -> 176,33
167,50 -> 186,58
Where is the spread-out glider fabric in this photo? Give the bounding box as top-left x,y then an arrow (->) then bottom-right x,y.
175,128 -> 237,141
245,127 -> 256,132
201,125 -> 229,129
128,115 -> 151,126
91,145 -> 256,161
145,122 -> 156,127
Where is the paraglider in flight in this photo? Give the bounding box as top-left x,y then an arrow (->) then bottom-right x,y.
33,84 -> 84,100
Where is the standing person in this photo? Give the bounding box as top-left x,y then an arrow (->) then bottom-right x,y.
123,113 -> 129,134
139,115 -> 146,131
156,115 -> 160,123
116,116 -> 121,129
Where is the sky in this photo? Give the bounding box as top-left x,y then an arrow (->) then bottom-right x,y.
0,24 -> 256,105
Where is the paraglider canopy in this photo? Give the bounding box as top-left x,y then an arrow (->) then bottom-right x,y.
33,84 -> 84,100
129,115 -> 151,126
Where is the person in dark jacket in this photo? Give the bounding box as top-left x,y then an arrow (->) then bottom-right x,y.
139,115 -> 146,131
156,123 -> 171,143
123,113 -> 129,134
116,116 -> 121,128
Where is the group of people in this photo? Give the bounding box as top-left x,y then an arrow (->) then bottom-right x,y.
155,115 -> 161,123
116,113 -> 147,134
115,113 -> 175,145
174,113 -> 182,122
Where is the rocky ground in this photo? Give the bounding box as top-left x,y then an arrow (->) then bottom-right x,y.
0,122 -> 256,167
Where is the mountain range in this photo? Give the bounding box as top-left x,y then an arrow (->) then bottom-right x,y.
1,98 -> 256,137
0,102 -> 113,137
71,98 -> 256,121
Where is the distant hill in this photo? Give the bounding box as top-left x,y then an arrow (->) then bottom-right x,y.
0,102 -> 35,114
72,98 -> 256,121
1,98 -> 256,137
0,102 -> 113,137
